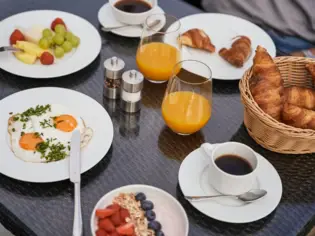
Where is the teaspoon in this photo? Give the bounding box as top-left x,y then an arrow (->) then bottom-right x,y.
101,19 -> 161,32
185,189 -> 267,202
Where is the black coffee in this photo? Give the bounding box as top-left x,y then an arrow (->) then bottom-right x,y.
115,0 -> 152,13
215,155 -> 253,175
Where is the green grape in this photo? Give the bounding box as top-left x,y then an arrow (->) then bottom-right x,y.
55,24 -> 66,36
54,46 -> 65,58
47,37 -> 54,47
65,31 -> 73,41
39,37 -> 49,49
42,28 -> 53,37
53,34 -> 64,45
70,36 -> 80,48
62,41 -> 73,53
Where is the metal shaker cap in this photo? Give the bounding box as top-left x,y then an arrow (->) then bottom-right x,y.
122,70 -> 144,93
103,56 -> 125,80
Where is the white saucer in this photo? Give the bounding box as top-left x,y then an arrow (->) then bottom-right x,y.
178,144 -> 282,223
98,3 -> 164,38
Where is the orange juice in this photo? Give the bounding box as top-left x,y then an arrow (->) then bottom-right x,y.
162,91 -> 211,134
136,42 -> 181,82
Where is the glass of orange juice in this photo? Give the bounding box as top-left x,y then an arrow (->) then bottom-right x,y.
136,14 -> 181,83
162,60 -> 212,135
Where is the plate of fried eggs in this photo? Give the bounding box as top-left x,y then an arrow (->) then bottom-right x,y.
0,87 -> 113,182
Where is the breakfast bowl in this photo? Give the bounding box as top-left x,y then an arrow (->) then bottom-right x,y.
91,184 -> 189,236
109,0 -> 157,25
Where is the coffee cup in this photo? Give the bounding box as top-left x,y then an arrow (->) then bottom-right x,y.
201,142 -> 259,195
109,0 -> 158,25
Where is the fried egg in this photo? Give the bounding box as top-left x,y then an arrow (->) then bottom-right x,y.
8,104 -> 93,163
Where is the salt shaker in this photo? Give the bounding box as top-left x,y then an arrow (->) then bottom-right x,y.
121,69 -> 144,113
103,56 -> 125,99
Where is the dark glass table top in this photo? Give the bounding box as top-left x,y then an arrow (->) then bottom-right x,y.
1,0 -> 315,235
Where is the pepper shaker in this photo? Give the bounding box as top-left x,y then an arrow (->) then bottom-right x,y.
121,70 -> 144,113
103,56 -> 125,99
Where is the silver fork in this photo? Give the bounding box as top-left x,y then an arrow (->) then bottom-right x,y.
0,46 -> 21,52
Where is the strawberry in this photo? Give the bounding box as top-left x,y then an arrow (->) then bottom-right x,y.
110,211 -> 121,226
95,228 -> 108,236
116,223 -> 134,235
107,204 -> 120,212
120,208 -> 130,223
9,29 -> 25,45
40,52 -> 54,65
99,218 -> 115,233
96,208 -> 116,218
51,17 -> 67,31
108,231 -> 120,236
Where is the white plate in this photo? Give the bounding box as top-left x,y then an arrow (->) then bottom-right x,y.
0,10 -> 101,79
165,13 -> 276,80
0,87 -> 113,183
178,145 -> 282,223
90,185 -> 189,236
98,3 -> 164,38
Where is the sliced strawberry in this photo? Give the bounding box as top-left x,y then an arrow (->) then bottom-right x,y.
95,228 -> 108,236
10,29 -> 25,45
110,211 -> 121,226
116,223 -> 134,235
96,208 -> 116,218
99,218 -> 115,233
120,208 -> 130,223
51,17 -> 67,31
107,204 -> 120,212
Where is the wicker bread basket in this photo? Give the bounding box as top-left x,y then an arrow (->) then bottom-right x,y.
239,56 -> 315,154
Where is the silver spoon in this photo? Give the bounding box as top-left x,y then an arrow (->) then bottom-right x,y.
101,19 -> 161,32
185,189 -> 267,202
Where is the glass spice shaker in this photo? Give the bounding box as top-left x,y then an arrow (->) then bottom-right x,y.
103,56 -> 125,99
121,70 -> 144,113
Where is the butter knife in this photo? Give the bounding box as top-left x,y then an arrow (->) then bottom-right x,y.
0,46 -> 21,52
70,129 -> 83,236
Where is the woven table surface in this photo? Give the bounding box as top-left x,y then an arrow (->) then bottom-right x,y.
1,0 -> 315,235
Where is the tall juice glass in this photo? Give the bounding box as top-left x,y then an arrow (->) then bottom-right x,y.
136,14 -> 181,83
162,60 -> 212,135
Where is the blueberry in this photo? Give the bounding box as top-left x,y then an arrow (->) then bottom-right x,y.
141,200 -> 154,211
135,192 -> 146,201
145,210 -> 156,221
156,231 -> 165,236
148,221 -> 162,231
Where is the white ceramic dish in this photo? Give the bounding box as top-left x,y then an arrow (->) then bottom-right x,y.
0,10 -> 101,79
0,87 -> 114,183
178,144 -> 282,223
109,0 -> 157,25
91,185 -> 189,236
98,3 -> 164,38
164,13 -> 276,80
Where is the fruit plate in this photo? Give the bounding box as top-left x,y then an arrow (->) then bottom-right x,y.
0,10 -> 101,79
91,185 -> 189,236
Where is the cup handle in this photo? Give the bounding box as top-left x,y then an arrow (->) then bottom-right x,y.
200,143 -> 215,160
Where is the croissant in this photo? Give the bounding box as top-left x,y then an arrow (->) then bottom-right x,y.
250,46 -> 284,121
179,28 -> 215,53
306,63 -> 315,85
219,36 -> 251,67
284,86 -> 315,110
282,103 -> 315,130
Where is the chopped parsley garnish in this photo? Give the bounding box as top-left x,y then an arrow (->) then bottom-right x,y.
40,119 -> 53,128
36,138 -> 68,162
34,132 -> 40,138
12,128 -> 15,132
67,145 -> 71,151
13,116 -> 19,121
21,104 -> 51,117
22,123 -> 26,129
21,132 -> 25,136
9,112 -> 13,115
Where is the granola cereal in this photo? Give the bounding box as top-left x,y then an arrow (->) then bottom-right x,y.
113,193 -> 155,236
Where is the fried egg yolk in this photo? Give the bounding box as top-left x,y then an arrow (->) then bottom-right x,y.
19,133 -> 44,151
54,115 -> 78,132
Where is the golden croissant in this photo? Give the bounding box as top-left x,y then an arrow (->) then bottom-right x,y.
282,103 -> 315,130
219,36 -> 251,67
179,28 -> 215,53
249,46 -> 284,121
284,86 -> 315,110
